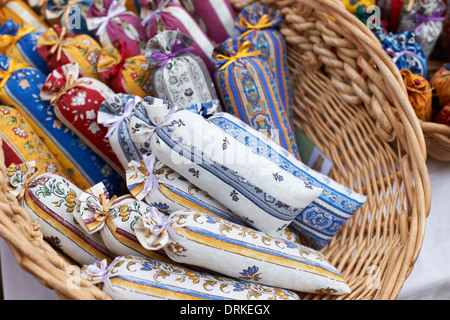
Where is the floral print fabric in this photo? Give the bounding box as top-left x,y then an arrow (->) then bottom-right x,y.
81,255 -> 301,300
146,30 -> 219,110
135,210 -> 351,295
0,106 -> 66,176
97,41 -> 154,97
128,99 -> 323,237
86,0 -> 147,56
37,25 -> 102,80
40,62 -> 124,176
0,55 -> 122,192
0,0 -> 48,32
400,68 -> 433,122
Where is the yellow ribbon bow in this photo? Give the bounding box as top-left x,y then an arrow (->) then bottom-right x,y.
0,58 -> 29,90
237,14 -> 279,38
93,193 -> 118,233
0,24 -> 36,50
49,72 -> 83,106
38,26 -> 68,62
215,40 -> 261,71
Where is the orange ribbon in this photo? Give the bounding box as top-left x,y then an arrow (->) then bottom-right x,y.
93,194 -> 118,233
38,26 -> 68,62
215,40 -> 261,71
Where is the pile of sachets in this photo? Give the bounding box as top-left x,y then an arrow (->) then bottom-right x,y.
345,0 -> 450,127
1,0 -> 370,300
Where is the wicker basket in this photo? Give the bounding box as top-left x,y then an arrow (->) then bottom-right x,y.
421,121 -> 450,162
0,0 -> 432,300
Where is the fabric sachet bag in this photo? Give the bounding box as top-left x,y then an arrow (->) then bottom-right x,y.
0,19 -> 51,75
81,255 -> 301,300
235,4 -> 292,123
341,0 -> 376,14
128,99 -> 323,237
397,0 -> 446,59
86,0 -> 147,56
400,68 -> 433,122
72,181 -> 179,265
0,106 -> 66,176
431,62 -> 450,108
44,0 -> 95,37
37,25 -> 102,80
8,164 -> 116,265
0,0 -> 48,32
40,62 -> 124,176
145,30 -> 220,110
98,41 -> 154,97
212,37 -> 300,160
208,112 -> 368,250
135,209 -> 351,295
381,31 -> 428,78
139,0 -> 216,75
0,55 -> 122,192
173,0 -> 240,44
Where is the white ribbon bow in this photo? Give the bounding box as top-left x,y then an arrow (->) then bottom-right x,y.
90,0 -> 127,36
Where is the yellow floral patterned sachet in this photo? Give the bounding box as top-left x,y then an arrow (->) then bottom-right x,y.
1,106 -> 67,178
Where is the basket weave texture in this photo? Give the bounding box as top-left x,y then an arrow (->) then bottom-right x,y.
0,0 -> 431,300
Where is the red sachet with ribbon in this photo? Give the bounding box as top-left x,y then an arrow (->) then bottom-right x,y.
40,62 -> 125,176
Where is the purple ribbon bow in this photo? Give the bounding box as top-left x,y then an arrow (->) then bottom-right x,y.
415,8 -> 445,33
149,207 -> 176,237
150,40 -> 195,67
154,104 -> 179,132
142,153 -> 160,193
103,99 -> 135,138
141,0 -> 168,27
386,47 -> 421,64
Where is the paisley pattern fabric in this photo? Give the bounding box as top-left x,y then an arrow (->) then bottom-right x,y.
400,68 -> 433,122
135,210 -> 351,295
128,99 -> 323,237
0,55 -> 122,192
81,255 -> 301,300
40,62 -> 124,176
98,41 -> 154,97
0,19 -> 51,75
44,0 -> 96,37
0,106 -> 66,176
37,25 -> 102,80
139,0 -> 216,75
146,30 -> 219,110
86,0 -> 148,56
0,0 -> 48,32
381,31 -> 428,78
208,112 -> 367,249
235,4 -> 292,125
212,37 -> 300,160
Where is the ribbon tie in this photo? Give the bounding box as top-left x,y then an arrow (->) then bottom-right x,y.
0,24 -> 36,49
148,207 -> 176,237
38,26 -> 68,62
0,59 -> 29,91
49,73 -> 83,106
108,41 -> 137,88
17,166 -> 46,202
141,0 -> 169,27
90,0 -> 127,36
215,40 -> 261,71
149,40 -> 195,67
154,104 -> 179,132
237,14 -> 279,37
414,8 -> 445,34
142,153 -> 160,193
103,98 -> 135,138
93,193 -> 118,223
386,47 -> 421,64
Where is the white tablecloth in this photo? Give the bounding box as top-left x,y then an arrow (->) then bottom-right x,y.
1,158 -> 449,300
